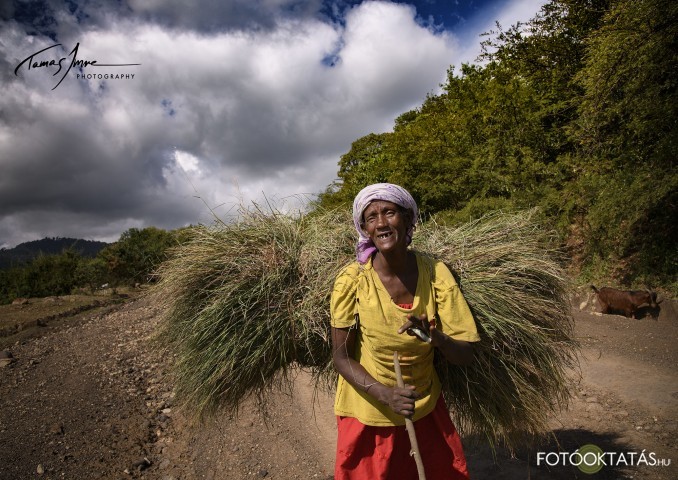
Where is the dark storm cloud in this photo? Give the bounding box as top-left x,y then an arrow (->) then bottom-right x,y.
124,0 -> 325,32
3,0 -> 326,35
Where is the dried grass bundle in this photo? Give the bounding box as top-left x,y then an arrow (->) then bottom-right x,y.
154,210 -> 303,418
414,212 -> 577,447
154,207 -> 577,448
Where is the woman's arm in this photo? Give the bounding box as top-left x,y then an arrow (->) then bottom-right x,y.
332,326 -> 420,418
398,314 -> 474,366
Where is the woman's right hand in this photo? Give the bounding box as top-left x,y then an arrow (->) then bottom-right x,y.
379,384 -> 420,418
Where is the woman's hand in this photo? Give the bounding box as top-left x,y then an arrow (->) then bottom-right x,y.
398,313 -> 433,343
398,313 -> 475,365
332,327 -> 421,417
374,384 -> 420,418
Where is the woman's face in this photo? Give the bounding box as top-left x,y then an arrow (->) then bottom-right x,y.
361,200 -> 411,254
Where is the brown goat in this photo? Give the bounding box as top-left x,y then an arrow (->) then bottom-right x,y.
590,285 -> 659,319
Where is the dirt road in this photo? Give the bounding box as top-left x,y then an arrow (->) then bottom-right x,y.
0,294 -> 676,479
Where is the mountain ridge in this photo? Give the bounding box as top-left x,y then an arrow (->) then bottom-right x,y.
0,237 -> 109,269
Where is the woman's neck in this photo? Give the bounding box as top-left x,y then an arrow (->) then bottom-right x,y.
373,249 -> 412,276
372,250 -> 418,303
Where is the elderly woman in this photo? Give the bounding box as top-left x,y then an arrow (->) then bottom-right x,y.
331,183 -> 480,480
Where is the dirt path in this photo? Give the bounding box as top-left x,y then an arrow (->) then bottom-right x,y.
0,296 -> 676,479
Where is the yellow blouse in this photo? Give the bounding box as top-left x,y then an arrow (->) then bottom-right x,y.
330,252 -> 480,426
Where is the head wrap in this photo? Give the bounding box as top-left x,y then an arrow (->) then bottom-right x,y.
352,183 -> 418,264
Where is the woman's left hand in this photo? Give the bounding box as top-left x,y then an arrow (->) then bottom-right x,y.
398,313 -> 435,344
400,313 -> 475,365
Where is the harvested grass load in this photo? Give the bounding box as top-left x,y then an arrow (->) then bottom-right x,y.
154,207 -> 577,448
154,211 -> 304,417
414,214 -> 577,446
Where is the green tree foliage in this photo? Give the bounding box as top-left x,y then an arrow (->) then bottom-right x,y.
318,133 -> 392,209
0,266 -> 22,304
320,62 -> 575,218
480,0 -> 609,103
99,227 -> 177,286
0,250 -> 81,302
75,257 -> 108,294
574,0 -> 677,167
317,0 -> 677,291
570,0 -> 678,284
0,227 -> 182,304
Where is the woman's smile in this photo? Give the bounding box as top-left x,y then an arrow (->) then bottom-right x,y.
362,200 -> 409,254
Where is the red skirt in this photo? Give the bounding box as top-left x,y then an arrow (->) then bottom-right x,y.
335,395 -> 470,480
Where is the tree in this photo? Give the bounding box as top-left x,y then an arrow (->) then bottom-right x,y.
75,257 -> 108,294
574,0 -> 677,168
570,0 -> 678,283
316,133 -> 392,209
99,227 -> 177,286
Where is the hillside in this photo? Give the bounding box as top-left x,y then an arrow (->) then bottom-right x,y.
0,237 -> 109,269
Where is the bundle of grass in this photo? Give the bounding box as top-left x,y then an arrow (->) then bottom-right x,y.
414,211 -> 577,447
294,209 -> 355,378
155,207 -> 577,449
154,209 -> 305,419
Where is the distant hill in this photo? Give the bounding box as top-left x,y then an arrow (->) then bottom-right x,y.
0,237 -> 109,269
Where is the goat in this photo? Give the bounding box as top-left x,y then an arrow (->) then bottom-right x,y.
590,285 -> 659,319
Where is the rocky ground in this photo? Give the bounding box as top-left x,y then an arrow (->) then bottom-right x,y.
0,292 -> 676,480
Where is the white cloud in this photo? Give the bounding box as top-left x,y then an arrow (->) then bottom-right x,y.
174,150 -> 201,173
0,0 -> 544,248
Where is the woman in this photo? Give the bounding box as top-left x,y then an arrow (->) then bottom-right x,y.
331,183 -> 480,480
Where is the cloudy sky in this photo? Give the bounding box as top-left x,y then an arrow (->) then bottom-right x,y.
0,0 -> 545,248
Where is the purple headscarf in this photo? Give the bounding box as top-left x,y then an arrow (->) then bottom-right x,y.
352,183 -> 418,264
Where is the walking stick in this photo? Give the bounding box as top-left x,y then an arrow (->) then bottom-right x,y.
393,351 -> 427,480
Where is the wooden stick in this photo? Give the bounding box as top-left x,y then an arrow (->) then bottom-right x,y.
393,351 -> 427,480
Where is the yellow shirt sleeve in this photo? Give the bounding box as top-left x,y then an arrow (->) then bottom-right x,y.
431,259 -> 480,343
330,262 -> 361,329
